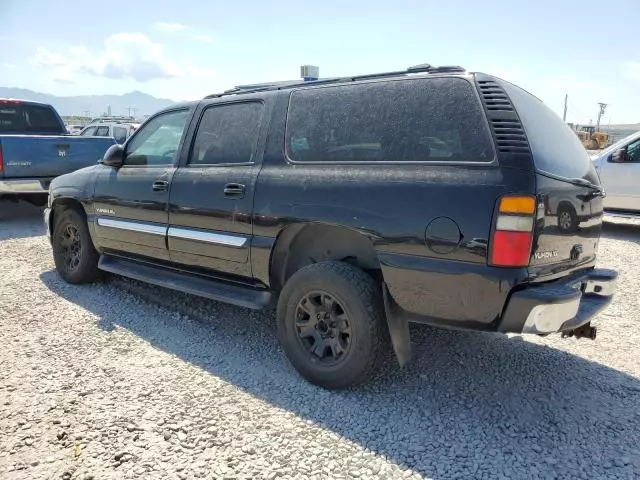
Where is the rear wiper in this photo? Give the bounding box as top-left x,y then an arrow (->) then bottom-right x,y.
538,171 -> 605,195
568,177 -> 605,197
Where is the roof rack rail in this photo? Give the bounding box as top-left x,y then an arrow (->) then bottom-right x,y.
87,115 -> 136,125
204,63 -> 466,99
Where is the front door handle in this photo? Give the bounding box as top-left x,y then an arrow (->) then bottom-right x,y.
223,183 -> 245,198
152,180 -> 169,192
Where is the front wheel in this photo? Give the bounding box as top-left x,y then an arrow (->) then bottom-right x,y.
52,208 -> 101,284
277,261 -> 389,389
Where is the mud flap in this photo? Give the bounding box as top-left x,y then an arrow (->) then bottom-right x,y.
382,283 -> 412,367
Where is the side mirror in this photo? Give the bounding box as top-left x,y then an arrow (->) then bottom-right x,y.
610,147 -> 628,163
100,144 -> 125,168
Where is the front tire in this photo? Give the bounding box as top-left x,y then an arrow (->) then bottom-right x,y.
52,208 -> 101,284
277,261 -> 388,389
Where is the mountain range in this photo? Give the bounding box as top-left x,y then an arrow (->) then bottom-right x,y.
0,87 -> 175,118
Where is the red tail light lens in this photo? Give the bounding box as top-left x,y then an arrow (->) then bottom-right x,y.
491,231 -> 533,266
489,195 -> 536,267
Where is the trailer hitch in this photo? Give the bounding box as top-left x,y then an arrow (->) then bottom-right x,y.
561,323 -> 597,340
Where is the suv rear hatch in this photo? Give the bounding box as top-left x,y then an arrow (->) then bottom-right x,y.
500,80 -> 604,282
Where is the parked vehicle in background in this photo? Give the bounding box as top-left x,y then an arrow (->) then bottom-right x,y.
45,65 -> 617,388
0,99 -> 116,206
67,124 -> 85,135
592,130 -> 640,215
80,122 -> 140,144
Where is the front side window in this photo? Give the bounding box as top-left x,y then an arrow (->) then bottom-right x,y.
189,102 -> 263,166
125,110 -> 190,166
95,126 -> 110,136
80,126 -> 97,136
113,126 -> 128,144
627,139 -> 640,163
286,78 -> 493,163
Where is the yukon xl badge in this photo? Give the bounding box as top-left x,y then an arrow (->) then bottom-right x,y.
96,208 -> 115,215
534,250 -> 559,260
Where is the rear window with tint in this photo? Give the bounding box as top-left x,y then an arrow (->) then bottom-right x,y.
0,104 -> 64,134
500,81 -> 599,184
286,78 -> 494,163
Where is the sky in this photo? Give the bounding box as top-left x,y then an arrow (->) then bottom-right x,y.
1,0 -> 639,124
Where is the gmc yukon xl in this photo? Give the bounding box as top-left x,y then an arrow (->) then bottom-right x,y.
44,65 -> 617,388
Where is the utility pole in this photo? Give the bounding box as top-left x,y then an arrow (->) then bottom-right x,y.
596,102 -> 607,131
563,94 -> 568,122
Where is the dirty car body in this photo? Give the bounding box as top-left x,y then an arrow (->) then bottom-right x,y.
45,66 -> 617,387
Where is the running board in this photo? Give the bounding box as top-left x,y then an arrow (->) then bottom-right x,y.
98,254 -> 274,310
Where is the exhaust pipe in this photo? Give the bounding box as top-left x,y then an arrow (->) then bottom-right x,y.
561,323 -> 597,340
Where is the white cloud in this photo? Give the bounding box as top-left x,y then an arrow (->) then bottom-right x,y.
624,61 -> 640,81
31,32 -> 215,83
1,63 -> 18,69
154,22 -> 191,32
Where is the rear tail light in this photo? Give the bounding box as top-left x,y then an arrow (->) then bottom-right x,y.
490,195 -> 536,267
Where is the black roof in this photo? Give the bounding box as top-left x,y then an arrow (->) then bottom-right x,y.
204,64 -> 466,100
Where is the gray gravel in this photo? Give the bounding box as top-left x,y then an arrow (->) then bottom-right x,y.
1,200 -> 639,480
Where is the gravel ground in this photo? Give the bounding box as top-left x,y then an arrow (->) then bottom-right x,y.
1,200 -> 639,480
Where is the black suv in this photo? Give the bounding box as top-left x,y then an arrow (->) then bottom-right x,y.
45,65 -> 617,388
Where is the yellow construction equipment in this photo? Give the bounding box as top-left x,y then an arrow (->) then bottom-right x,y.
573,126 -> 609,150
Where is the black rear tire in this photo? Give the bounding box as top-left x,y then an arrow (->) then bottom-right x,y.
277,261 -> 388,389
52,208 -> 101,284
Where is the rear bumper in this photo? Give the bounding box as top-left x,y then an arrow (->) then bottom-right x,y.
0,178 -> 52,195
499,268 -> 617,335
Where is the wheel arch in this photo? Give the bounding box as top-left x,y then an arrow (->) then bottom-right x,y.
557,200 -> 576,214
269,223 -> 382,292
49,197 -> 88,238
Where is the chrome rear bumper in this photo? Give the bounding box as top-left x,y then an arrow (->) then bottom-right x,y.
500,268 -> 617,335
0,179 -> 50,194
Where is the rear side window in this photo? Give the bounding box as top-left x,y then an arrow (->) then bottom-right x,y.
189,102 -> 263,165
286,78 -> 493,163
501,81 -> 599,183
0,104 -> 64,134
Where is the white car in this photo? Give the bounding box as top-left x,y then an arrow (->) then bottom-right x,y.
66,124 -> 85,135
592,131 -> 640,214
79,122 -> 140,144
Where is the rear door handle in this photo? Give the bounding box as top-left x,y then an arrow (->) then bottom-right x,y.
152,180 -> 169,192
223,183 -> 245,198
